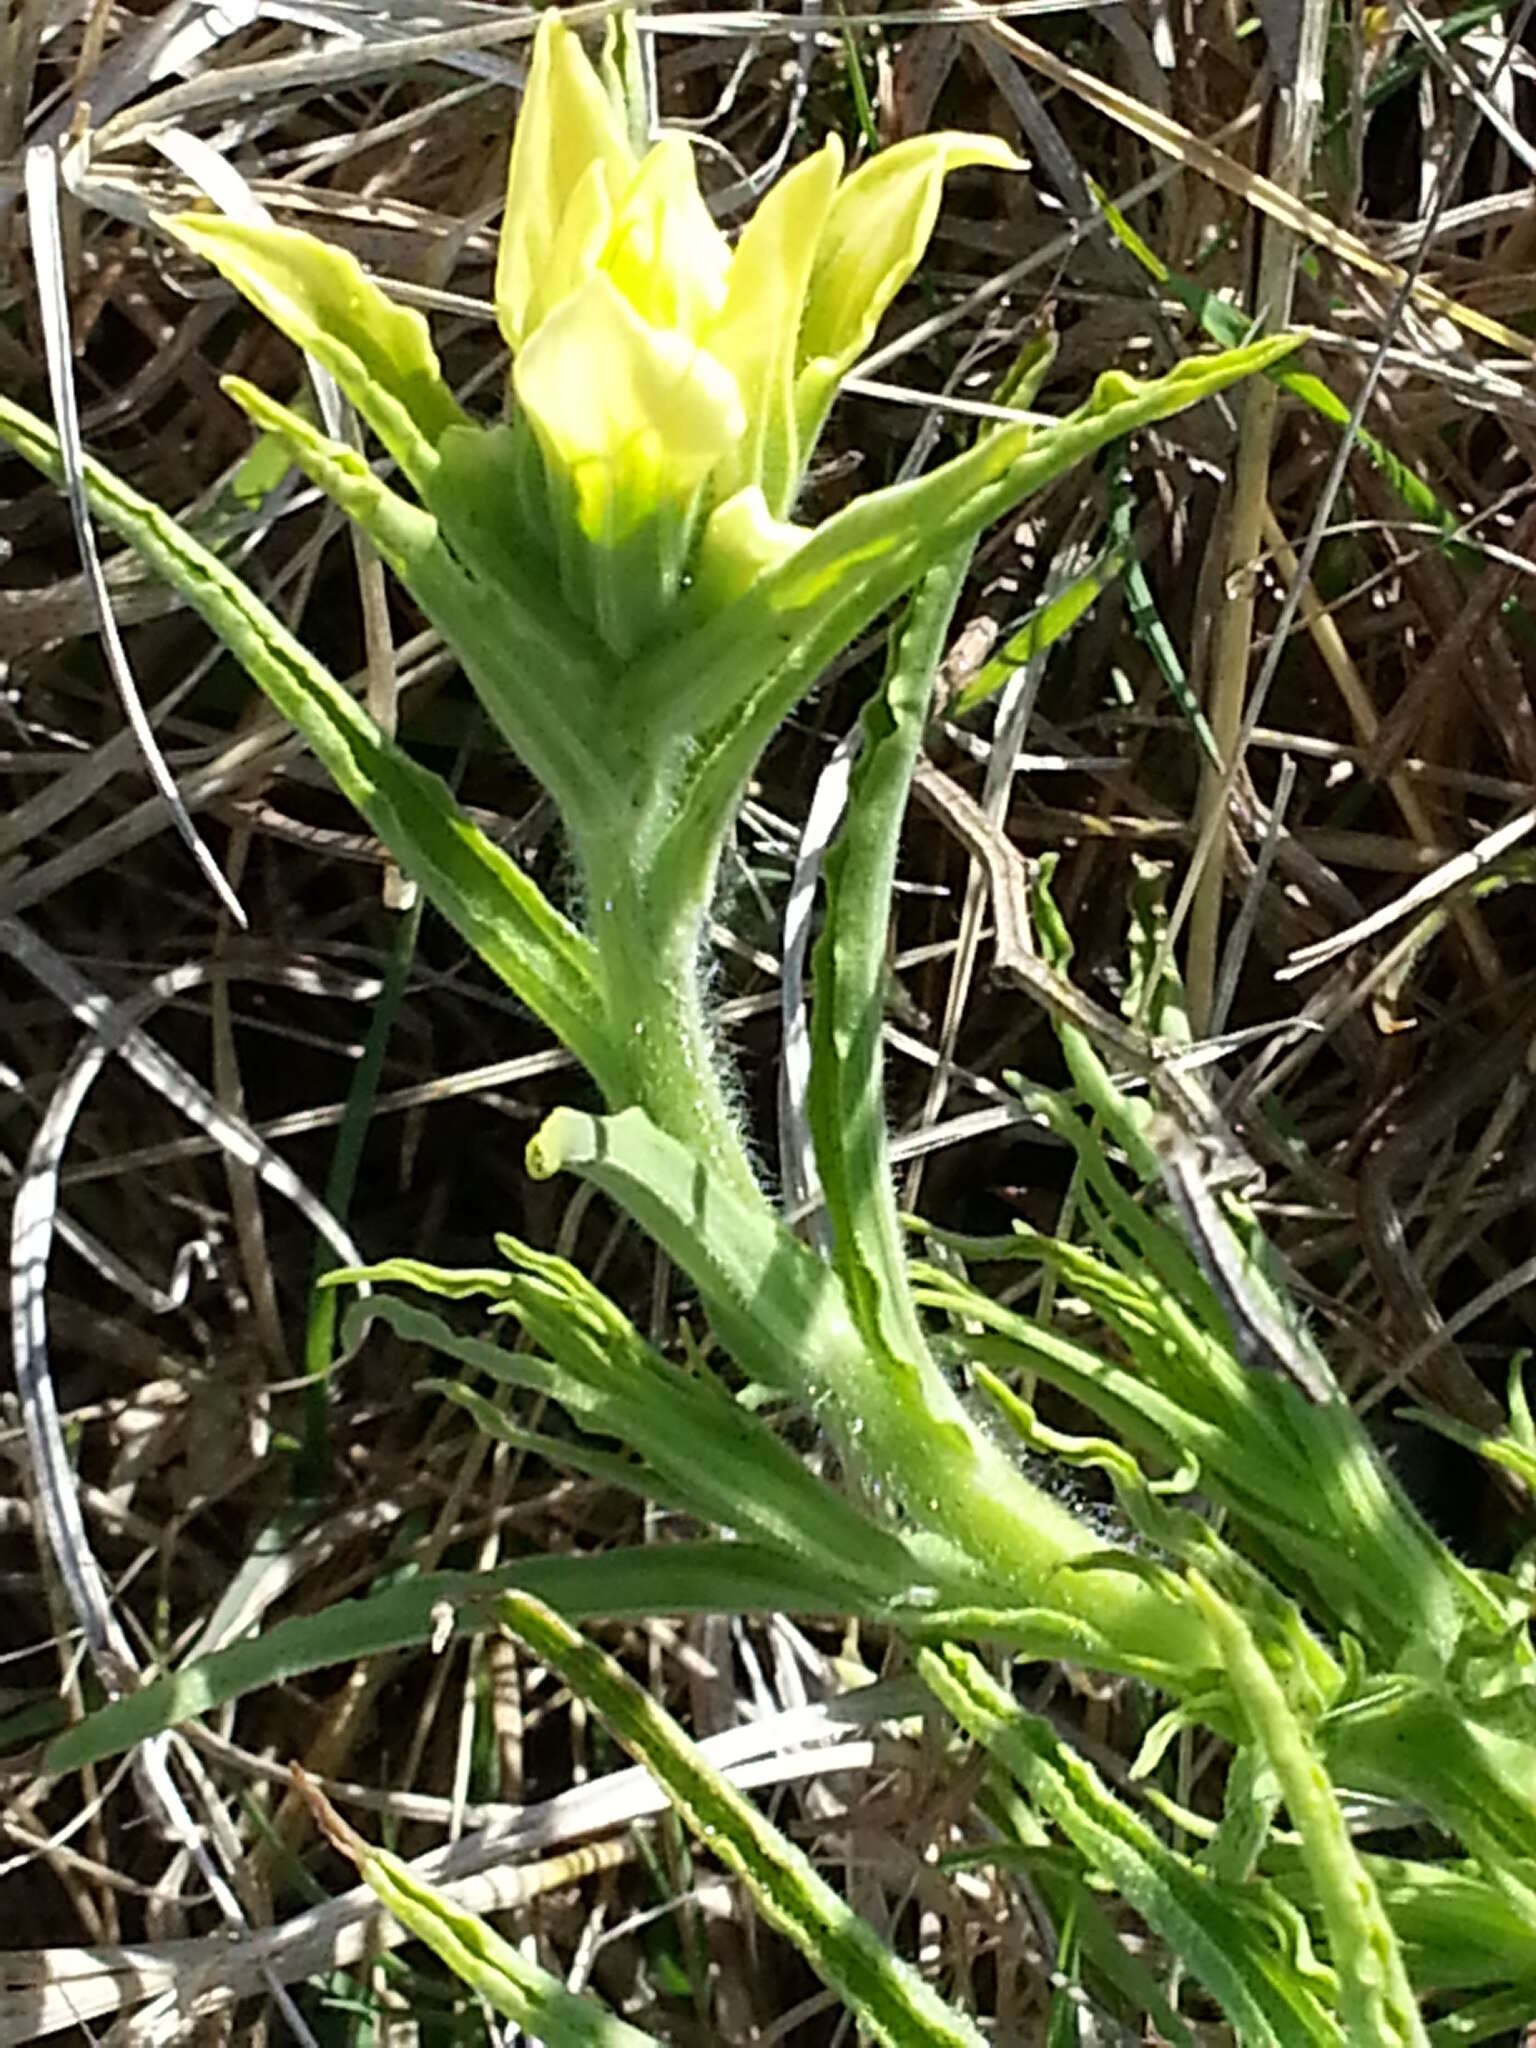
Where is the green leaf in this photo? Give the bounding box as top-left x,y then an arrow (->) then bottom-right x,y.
524,1104 -> 1221,1678
1262,1843 -> 1536,1998
0,394 -> 628,1104
170,214 -> 468,495
1189,1573 -> 1431,2047
33,1541 -> 869,1778
1108,460 -> 1220,764
1320,1678 -> 1536,1870
917,1209 -> 1484,1679
1400,1356 -> 1536,1492
221,376 -> 439,569
310,1791 -> 661,2044
499,1592 -> 991,2048
1027,860 -> 1163,1183
919,1644 -> 1348,2046
810,552 -> 970,1373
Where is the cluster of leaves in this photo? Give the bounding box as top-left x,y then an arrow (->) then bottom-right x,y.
5,11 -> 1536,2039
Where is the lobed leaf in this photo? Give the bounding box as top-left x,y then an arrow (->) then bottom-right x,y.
352,1276 -> 922,1602
919,1643 -> 1347,2045
526,1104 -> 867,1406
0,394 -> 627,1102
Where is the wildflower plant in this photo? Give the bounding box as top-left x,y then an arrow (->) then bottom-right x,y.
6,10 -> 1536,2039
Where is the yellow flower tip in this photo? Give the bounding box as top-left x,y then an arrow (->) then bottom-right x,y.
496,9 -> 634,353
513,272 -> 745,541
793,128 -> 1027,455
602,133 -> 731,339
693,487 -> 810,609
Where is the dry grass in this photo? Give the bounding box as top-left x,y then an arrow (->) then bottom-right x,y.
1,1 -> 1534,2039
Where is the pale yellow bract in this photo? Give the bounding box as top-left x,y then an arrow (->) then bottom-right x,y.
494,12 -> 1022,552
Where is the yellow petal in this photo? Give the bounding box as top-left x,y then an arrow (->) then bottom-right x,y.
601,134 -> 730,339
692,487 -> 810,611
705,139 -> 843,518
537,159 -> 614,332
795,133 -> 1023,451
513,271 -> 745,542
496,13 -> 634,352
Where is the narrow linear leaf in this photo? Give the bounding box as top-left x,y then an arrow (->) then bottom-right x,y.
950,538 -> 1127,718
1189,1573 -> 1431,2047
1107,465 -> 1220,763
220,376 -> 436,568
498,1591 -> 990,2048
810,550 -> 971,1370
0,395 -> 627,1104
918,1644 -> 1346,2046
296,1769 -> 660,2045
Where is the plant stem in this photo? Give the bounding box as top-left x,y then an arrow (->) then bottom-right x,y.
584,840 -> 758,1203
583,821 -> 1215,1678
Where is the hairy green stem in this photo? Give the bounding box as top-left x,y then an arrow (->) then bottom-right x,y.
583,820 -> 758,1202
574,845 -> 1217,1678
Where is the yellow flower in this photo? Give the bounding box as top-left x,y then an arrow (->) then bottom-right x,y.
494,10 -> 1022,588
169,9 -> 1022,653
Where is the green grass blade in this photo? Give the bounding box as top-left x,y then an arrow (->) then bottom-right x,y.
0,393 -> 627,1104
1106,466 -> 1220,764
301,893 -> 423,1488
498,1591 -> 990,2048
1093,190 -> 1468,557
950,537 -> 1129,718
33,1542 -> 872,1778
918,1644 -> 1347,2046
